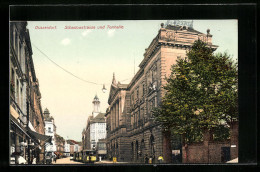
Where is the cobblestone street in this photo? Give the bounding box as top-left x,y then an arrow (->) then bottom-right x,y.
52,157 -> 84,164
51,157 -> 127,164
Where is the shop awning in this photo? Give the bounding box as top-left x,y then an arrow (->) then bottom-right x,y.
28,129 -> 52,143
10,115 -> 31,139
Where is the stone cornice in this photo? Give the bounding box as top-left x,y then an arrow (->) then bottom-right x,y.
126,122 -> 161,137
139,27 -> 218,72
127,68 -> 144,90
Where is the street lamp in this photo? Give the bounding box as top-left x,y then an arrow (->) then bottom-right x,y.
102,84 -> 107,93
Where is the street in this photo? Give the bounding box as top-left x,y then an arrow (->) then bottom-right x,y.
52,157 -> 84,164
52,157 -> 127,164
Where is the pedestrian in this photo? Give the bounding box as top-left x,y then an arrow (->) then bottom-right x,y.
54,154 -> 57,163
144,154 -> 149,164
158,155 -> 163,164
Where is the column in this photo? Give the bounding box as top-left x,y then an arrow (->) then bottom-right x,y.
118,99 -> 121,126
15,131 -> 20,164
117,101 -> 119,127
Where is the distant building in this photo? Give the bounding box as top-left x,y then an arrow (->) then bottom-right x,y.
55,134 -> 65,156
67,139 -> 82,155
82,95 -> 106,150
64,140 -> 70,157
43,108 -> 57,157
97,139 -> 107,159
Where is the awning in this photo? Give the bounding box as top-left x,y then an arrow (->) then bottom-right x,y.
28,129 -> 52,144
10,115 -> 31,139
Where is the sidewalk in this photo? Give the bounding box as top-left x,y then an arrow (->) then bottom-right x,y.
95,160 -> 128,164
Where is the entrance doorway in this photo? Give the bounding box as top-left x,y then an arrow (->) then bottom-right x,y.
221,147 -> 231,163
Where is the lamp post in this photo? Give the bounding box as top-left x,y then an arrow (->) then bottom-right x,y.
102,84 -> 107,93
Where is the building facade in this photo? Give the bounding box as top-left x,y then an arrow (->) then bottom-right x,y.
43,108 -> 57,157
64,140 -> 70,157
67,140 -> 82,155
105,22 -> 218,163
10,21 -> 51,164
55,134 -> 65,156
82,95 -> 107,150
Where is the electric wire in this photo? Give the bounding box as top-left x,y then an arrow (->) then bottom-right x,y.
32,43 -> 132,86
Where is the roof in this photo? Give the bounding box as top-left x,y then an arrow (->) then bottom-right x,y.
93,94 -> 99,101
67,139 -> 79,145
44,115 -> 54,122
90,113 -> 105,123
55,134 -> 65,142
44,108 -> 50,114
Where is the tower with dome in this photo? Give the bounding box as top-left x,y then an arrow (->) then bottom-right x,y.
82,95 -> 106,151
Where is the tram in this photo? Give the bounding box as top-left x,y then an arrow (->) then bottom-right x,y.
78,151 -> 83,161
82,149 -> 97,163
96,140 -> 107,160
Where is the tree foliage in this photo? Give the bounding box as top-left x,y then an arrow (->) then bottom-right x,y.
152,40 -> 238,144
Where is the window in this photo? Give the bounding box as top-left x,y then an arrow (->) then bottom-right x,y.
20,87 -> 23,109
11,69 -> 15,82
136,87 -> 139,99
48,127 -> 51,132
16,79 -> 19,104
142,84 -> 145,96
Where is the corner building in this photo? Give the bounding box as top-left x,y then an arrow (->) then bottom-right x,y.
105,23 -> 218,163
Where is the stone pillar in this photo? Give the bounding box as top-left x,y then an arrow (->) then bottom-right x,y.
162,130 -> 172,163
119,98 -> 121,126
15,132 -> 20,164
117,101 -> 119,127
182,145 -> 188,163
230,121 -> 238,160
113,106 -> 115,130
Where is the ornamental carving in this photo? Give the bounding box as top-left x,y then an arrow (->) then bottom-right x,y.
166,31 -> 177,41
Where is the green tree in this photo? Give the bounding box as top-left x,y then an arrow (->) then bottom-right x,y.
152,40 -> 238,144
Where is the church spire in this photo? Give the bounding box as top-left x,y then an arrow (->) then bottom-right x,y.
112,72 -> 116,85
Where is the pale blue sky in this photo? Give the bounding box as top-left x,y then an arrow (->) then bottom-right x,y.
26,20 -> 237,141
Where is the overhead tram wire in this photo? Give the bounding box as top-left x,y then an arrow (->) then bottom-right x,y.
32,43 -> 133,86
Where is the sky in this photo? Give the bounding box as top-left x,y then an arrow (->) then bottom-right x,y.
26,20 -> 238,141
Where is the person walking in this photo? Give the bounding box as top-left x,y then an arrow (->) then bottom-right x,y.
53,154 -> 57,163
158,155 -> 164,164
144,154 -> 149,164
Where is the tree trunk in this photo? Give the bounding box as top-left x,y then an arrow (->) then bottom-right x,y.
162,129 -> 172,163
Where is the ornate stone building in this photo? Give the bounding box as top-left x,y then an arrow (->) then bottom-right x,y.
10,21 -> 51,164
105,22 -> 218,163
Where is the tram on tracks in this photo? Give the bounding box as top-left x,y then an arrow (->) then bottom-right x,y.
82,149 -> 97,163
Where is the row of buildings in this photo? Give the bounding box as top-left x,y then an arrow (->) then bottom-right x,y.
9,21 -> 52,164
43,108 -> 83,159
9,21 -> 82,164
82,21 -> 238,163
